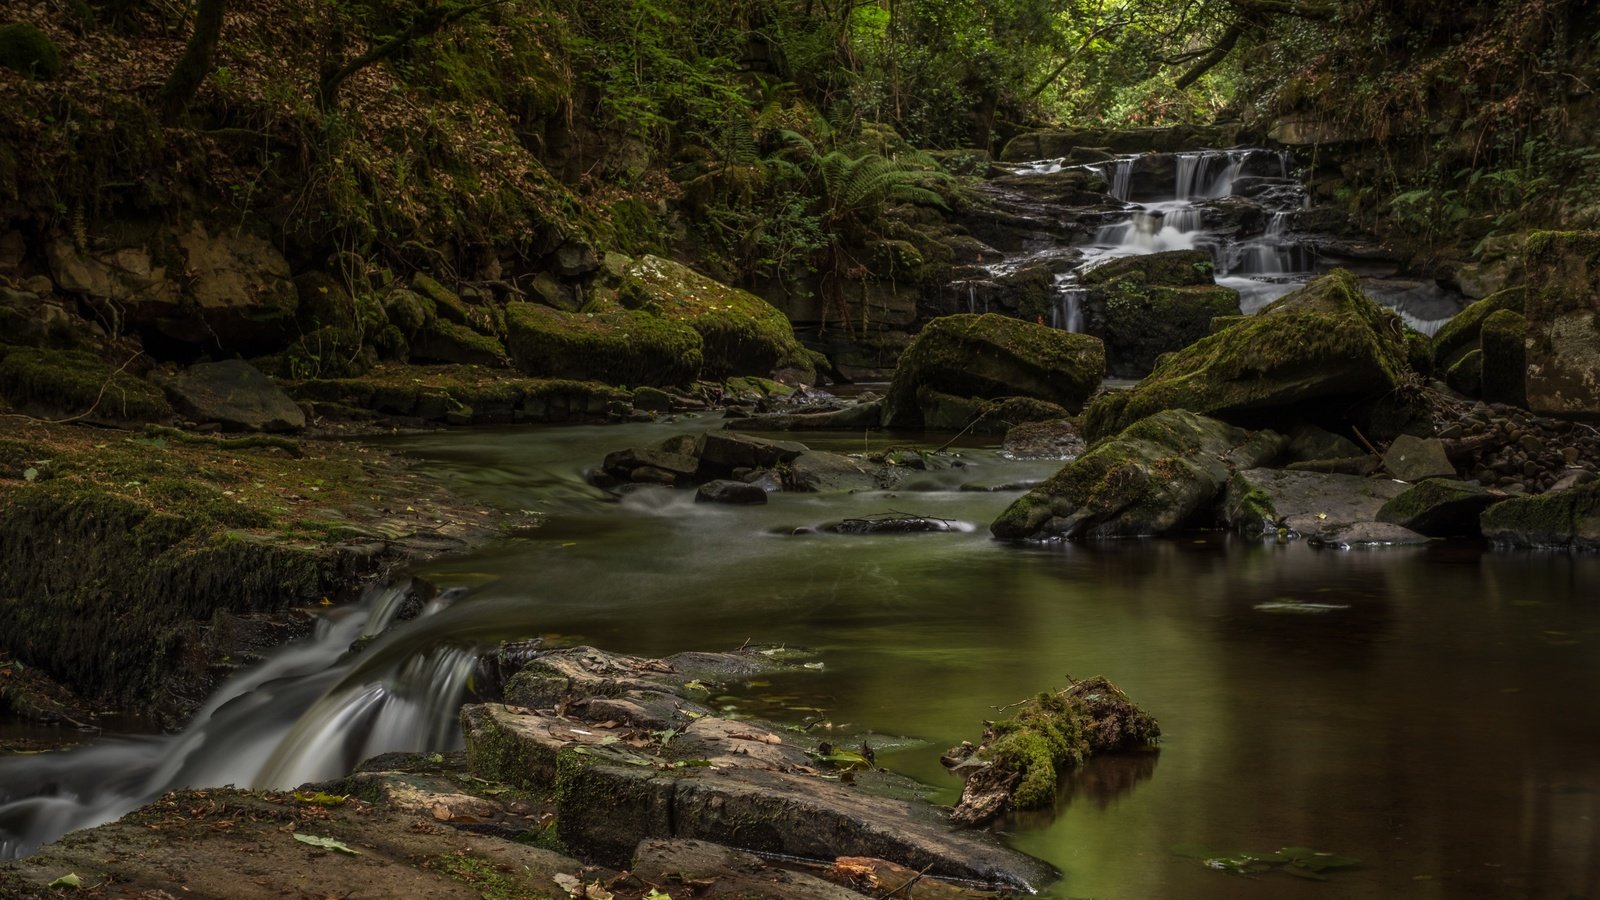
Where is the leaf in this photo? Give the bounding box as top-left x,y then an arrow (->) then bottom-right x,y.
293,791 -> 349,807
293,833 -> 360,855
47,873 -> 82,889
23,468 -> 38,482
553,873 -> 583,896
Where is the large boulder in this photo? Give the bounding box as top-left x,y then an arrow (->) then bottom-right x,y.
882,314 -> 1104,431
1430,287 -> 1525,373
1480,482 -> 1600,551
170,222 -> 299,350
1376,479 -> 1500,537
505,299 -> 703,387
158,359 -> 305,432
991,409 -> 1284,541
1079,250 -> 1241,377
622,255 -> 817,383
1522,232 -> 1600,417
1081,270 -> 1418,442
1480,309 -> 1528,406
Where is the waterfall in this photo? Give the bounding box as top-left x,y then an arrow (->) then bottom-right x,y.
1102,158 -> 1135,201
1049,278 -> 1086,333
0,581 -> 510,861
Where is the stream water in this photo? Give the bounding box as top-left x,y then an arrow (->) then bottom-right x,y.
4,418 -> 1597,898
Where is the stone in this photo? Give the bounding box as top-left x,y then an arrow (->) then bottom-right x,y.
827,515 -> 957,534
1376,479 -> 1500,536
1480,308 -> 1527,406
159,360 -> 305,432
409,319 -> 509,367
171,222 -> 299,349
1431,287 -> 1526,372
1446,348 -> 1484,396
786,451 -> 881,493
603,446 -> 701,479
882,314 -> 1104,430
1480,482 -> 1600,551
1307,521 -> 1432,549
992,410 -> 1285,541
1001,419 -> 1085,460
725,401 -> 883,433
1080,250 -> 1241,377
506,299 -> 704,387
529,271 -> 578,311
910,390 -> 1069,434
697,431 -> 807,471
696,480 -> 768,505
1081,271 -> 1419,442
1382,435 -> 1456,482
631,385 -> 674,413
552,240 -> 599,277
1523,232 -> 1600,417
46,234 -> 181,324
1223,468 -> 1410,541
1285,424 -> 1364,463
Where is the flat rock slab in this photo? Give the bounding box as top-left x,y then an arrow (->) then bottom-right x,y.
160,359 -> 305,432
1308,521 -> 1434,549
1383,435 -> 1456,481
787,451 -> 883,493
1226,468 -> 1414,542
633,839 -> 867,899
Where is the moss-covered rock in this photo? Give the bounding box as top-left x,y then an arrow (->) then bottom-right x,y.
992,409 -> 1285,540
621,255 -> 815,383
1223,467 -> 1410,541
1431,287 -> 1526,372
289,364 -> 625,425
294,271 -> 357,330
1480,308 -> 1527,406
0,22 -> 62,80
883,314 -> 1104,431
0,347 -> 171,421
911,390 -> 1070,434
1080,270 -> 1418,443
1480,481 -> 1600,551
1521,232 -> 1600,417
1376,479 -> 1499,537
1446,347 -> 1484,396
410,318 -> 510,367
505,299 -> 703,387
1080,250 -> 1240,377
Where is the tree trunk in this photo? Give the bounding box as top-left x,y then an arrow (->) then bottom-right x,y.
159,0 -> 227,123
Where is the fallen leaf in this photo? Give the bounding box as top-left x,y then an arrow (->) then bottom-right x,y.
47,873 -> 82,889
293,833 -> 360,855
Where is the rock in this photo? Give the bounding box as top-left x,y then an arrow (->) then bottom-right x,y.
1307,521 -> 1433,549
46,234 -> 181,325
603,446 -> 701,481
698,431 -> 807,470
160,360 -> 305,432
1285,424 -> 1364,462
910,390 -> 1070,434
1480,308 -> 1528,406
786,451 -> 882,493
1382,435 -> 1456,482
1376,479 -> 1500,536
998,124 -> 1243,161
622,255 -> 816,382
381,289 -> 431,334
1480,482 -> 1600,551
1286,455 -> 1382,476
882,314 -> 1104,430
1081,271 -> 1419,442
1523,232 -> 1600,417
171,222 -> 299,349
696,480 -> 768,505
1002,419 -> 1085,459
1078,250 -> 1240,377
992,410 -> 1285,541
1223,468 -> 1410,541
1446,348 -> 1484,395
552,240 -> 599,277
528,271 -> 578,311
724,401 -> 884,433
1550,468 -> 1597,492
827,514 -> 957,534
505,299 -> 704,387
1430,287 -> 1526,372
409,318 -> 509,367
1454,232 -> 1527,299
632,839 -> 866,900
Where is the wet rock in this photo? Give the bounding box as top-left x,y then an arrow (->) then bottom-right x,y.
725,400 -> 884,432
1446,348 -> 1484,395
911,390 -> 1070,434
603,446 -> 701,485
1306,521 -> 1432,549
696,480 -> 768,505
1081,271 -> 1420,442
1376,479 -> 1500,536
1523,233 -> 1600,417
882,313 -> 1104,430
827,514 -> 957,534
998,124 -> 1243,161
1382,435 -> 1456,482
1285,424 -> 1364,463
1480,482 -> 1600,551
1079,250 -> 1241,377
1002,419 -> 1085,460
786,451 -> 882,493
698,431 -> 807,470
1480,308 -> 1528,406
992,410 -> 1285,541
409,318 -> 510,367
158,359 -> 305,432
1224,468 -> 1410,541
1285,455 -> 1382,476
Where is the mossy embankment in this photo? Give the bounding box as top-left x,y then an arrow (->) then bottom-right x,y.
0,419 -> 506,726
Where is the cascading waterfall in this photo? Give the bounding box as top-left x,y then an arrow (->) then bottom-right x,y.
0,581 -> 506,861
1050,279 -> 1086,332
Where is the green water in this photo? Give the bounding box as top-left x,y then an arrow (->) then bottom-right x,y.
384,419 -> 1600,899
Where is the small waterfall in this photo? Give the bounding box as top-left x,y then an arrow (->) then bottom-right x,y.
0,581 -> 512,861
1095,209 -> 1197,255
1102,158 -> 1135,201
1049,279 -> 1086,332
967,283 -> 976,314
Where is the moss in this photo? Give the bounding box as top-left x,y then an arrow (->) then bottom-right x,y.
1080,249 -> 1215,288
0,347 -> 171,421
291,363 -> 625,424
1090,279 -> 1241,377
1225,474 -> 1279,536
621,255 -> 814,382
282,326 -> 373,379
505,298 -> 703,388
294,272 -> 358,330
431,853 -> 545,900
1080,270 -> 1415,442
411,274 -> 503,337
1480,482 -> 1600,551
1479,308 -> 1527,405
0,23 -> 61,80
1446,347 -> 1484,396
1430,286 -> 1526,370
413,318 -> 510,367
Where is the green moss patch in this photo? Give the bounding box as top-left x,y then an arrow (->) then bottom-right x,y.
290,363 -> 625,424
0,347 -> 171,421
0,22 -> 61,79
505,299 -> 703,388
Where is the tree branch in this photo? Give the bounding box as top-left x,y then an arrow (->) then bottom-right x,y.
317,0 -> 512,111
1174,21 -> 1242,90
1027,18 -> 1134,100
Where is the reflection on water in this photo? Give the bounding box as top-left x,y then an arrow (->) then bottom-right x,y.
385,420 -> 1600,899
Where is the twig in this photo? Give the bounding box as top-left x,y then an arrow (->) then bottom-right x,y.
1351,426 -> 1383,460
45,352 -> 144,424
877,862 -> 935,899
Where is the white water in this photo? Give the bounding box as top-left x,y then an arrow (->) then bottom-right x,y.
0,582 -> 484,860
